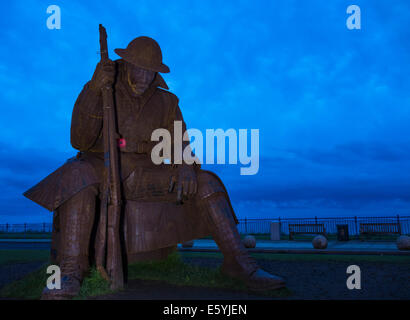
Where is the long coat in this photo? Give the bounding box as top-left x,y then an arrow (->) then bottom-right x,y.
24,59 -> 237,257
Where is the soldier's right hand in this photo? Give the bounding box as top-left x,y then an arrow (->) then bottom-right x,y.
90,60 -> 116,90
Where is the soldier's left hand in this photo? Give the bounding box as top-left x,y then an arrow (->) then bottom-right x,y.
169,165 -> 198,203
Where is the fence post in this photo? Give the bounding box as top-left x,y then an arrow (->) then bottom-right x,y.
24,223 -> 27,233
397,214 -> 401,234
315,216 -> 318,225
43,223 -> 46,233
245,217 -> 247,234
6,223 -> 8,232
354,216 -> 358,237
278,217 -> 281,234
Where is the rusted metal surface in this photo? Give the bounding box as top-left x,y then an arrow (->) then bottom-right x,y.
23,157 -> 99,212
23,29 -> 283,298
114,36 -> 170,73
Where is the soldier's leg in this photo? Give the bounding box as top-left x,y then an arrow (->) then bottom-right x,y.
197,171 -> 285,291
41,185 -> 98,299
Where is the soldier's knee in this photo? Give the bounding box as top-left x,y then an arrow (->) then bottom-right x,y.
197,170 -> 227,200
195,171 -> 239,225
58,185 -> 98,216
24,157 -> 100,212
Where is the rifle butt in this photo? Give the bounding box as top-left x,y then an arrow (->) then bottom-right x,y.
106,203 -> 124,290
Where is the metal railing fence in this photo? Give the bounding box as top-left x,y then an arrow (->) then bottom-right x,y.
1,215 -> 409,236
237,215 -> 410,236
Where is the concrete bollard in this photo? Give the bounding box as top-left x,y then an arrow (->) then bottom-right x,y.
243,235 -> 256,248
396,235 -> 410,250
312,235 -> 328,249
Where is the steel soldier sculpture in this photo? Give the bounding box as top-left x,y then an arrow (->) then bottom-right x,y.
24,27 -> 285,299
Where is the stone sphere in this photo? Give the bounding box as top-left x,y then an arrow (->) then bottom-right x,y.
181,240 -> 194,248
243,235 -> 256,248
312,235 -> 328,249
396,235 -> 410,250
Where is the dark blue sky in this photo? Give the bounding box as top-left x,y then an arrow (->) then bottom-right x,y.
1,0 -> 410,223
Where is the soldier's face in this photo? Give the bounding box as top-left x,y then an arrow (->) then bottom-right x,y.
126,62 -> 156,95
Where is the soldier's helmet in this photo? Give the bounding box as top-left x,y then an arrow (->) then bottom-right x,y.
114,36 -> 170,73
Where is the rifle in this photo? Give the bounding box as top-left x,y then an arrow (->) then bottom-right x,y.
95,24 -> 124,290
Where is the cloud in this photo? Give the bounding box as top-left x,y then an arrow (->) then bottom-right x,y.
0,141 -> 73,221
203,138 -> 410,217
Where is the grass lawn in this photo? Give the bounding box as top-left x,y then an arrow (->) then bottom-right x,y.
0,233 -> 52,239
125,252 -> 292,299
2,250 -> 409,300
0,249 -> 50,265
0,251 -> 291,299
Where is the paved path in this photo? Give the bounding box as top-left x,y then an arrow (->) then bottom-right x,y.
179,239 -> 409,255
0,238 -> 408,255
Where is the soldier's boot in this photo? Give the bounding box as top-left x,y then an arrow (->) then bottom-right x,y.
41,186 -> 97,300
204,194 -> 286,291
